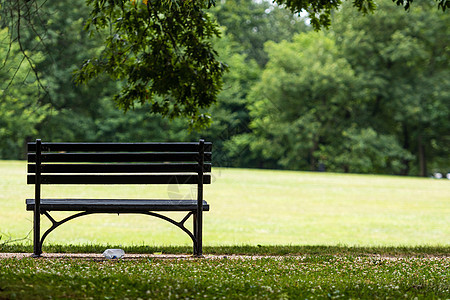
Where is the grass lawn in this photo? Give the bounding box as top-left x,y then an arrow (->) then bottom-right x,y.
0,247 -> 448,299
1,160 -> 449,247
1,160 -> 449,299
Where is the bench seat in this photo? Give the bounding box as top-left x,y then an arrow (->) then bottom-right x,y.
26,199 -> 209,212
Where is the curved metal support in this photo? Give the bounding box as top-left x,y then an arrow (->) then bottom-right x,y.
141,211 -> 197,248
39,210 -> 197,254
40,211 -> 94,253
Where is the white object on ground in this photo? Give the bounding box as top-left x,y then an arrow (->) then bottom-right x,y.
102,249 -> 125,259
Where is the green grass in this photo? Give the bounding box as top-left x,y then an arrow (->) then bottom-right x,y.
1,252 -> 448,299
1,160 -> 449,247
1,161 -> 449,299
2,244 -> 449,256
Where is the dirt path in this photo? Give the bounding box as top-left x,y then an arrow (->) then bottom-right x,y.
0,253 -> 271,260
0,253 -> 205,260
1,252 -> 448,260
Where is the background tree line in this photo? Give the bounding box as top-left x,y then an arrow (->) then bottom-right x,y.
0,0 -> 448,176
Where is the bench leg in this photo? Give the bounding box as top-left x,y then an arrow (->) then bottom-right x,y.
193,214 -> 198,256
32,209 -> 42,257
195,210 -> 203,257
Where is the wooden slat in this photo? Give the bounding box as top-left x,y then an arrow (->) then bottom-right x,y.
28,142 -> 212,153
28,152 -> 212,163
26,199 -> 210,212
28,163 -> 212,174
28,174 -> 211,185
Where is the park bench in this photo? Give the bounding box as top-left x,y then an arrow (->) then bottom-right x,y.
27,139 -> 211,257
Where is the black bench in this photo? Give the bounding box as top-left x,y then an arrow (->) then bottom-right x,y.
27,139 -> 211,257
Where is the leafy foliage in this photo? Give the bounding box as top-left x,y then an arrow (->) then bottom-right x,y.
275,0 -> 449,30
332,0 -> 450,175
239,0 -> 449,174
74,0 -> 227,129
210,0 -> 309,67
0,0 -> 448,175
0,28 -> 50,159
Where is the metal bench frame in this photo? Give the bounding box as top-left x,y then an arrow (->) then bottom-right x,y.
27,139 -> 211,257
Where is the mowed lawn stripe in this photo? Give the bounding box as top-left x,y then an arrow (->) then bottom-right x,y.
0,161 -> 449,246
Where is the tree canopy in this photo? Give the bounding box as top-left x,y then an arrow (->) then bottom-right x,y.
1,0 -> 448,128
237,0 -> 449,175
275,0 -> 448,28
0,0 -> 448,176
75,0 -> 450,128
73,0 -> 228,129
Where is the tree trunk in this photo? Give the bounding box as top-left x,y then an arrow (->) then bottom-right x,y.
343,165 -> 350,173
309,139 -> 319,171
418,135 -> 427,177
400,124 -> 410,176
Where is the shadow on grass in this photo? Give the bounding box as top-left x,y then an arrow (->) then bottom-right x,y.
1,244 -> 449,256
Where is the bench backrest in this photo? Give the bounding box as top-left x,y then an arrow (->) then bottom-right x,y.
27,140 -> 212,185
